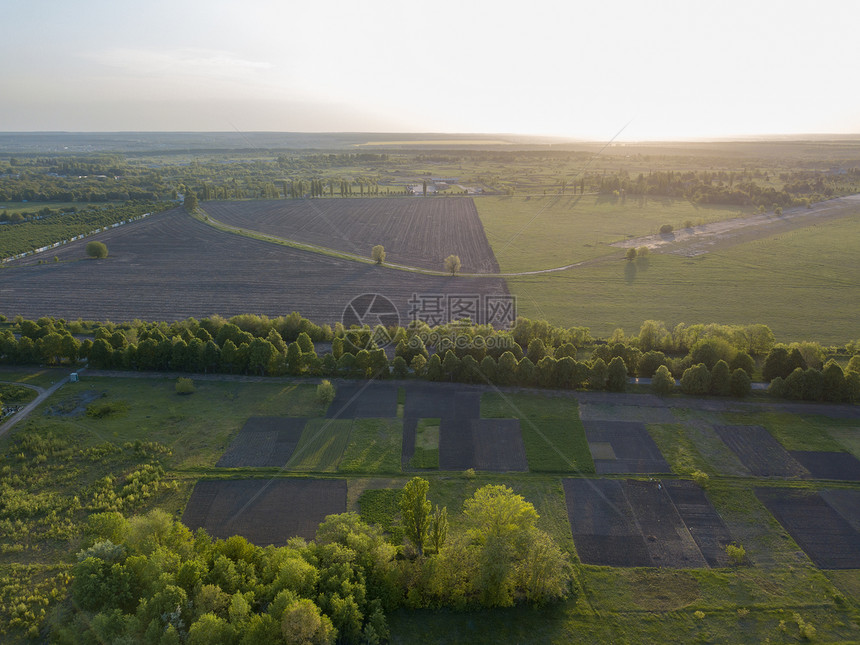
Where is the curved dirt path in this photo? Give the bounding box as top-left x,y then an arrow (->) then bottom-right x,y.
0,376 -> 71,437
611,193 -> 860,257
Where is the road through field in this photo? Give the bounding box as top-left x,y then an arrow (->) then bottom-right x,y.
611,193 -> 860,257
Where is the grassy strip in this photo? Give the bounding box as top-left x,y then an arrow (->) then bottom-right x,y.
409,418 -> 440,469
286,419 -> 353,471
339,418 -> 402,474
722,411 -> 851,452
358,488 -> 404,544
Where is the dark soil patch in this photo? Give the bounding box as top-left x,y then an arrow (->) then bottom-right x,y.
755,488 -> 860,569
401,417 -> 417,470
662,480 -> 734,567
43,390 -> 102,417
471,419 -> 528,472
563,478 -> 731,569
562,478 -> 651,567
584,420 -> 670,474
438,416 -> 475,471
820,490 -> 860,534
403,383 -> 481,420
327,381 -> 398,419
182,478 -> 347,544
789,451 -> 860,481
216,417 -> 307,468
714,425 -> 808,477
776,403 -> 860,420
624,480 -> 707,568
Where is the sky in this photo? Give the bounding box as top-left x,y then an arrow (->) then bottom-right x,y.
2,0 -> 858,140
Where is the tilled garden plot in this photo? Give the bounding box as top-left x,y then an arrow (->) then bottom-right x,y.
584,420 -> 670,474
820,490 -> 860,534
326,381 -> 398,419
563,478 -> 728,568
714,426 -> 809,477
182,478 -> 347,544
755,488 -> 860,569
216,417 -> 307,468
437,419 -> 527,472
403,383 -> 482,420
789,451 -> 860,481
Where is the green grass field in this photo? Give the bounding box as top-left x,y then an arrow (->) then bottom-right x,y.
409,418 -> 440,469
339,418 -> 402,473
722,411 -> 853,452
475,194 -> 749,272
506,215 -> 860,343
481,393 -> 594,473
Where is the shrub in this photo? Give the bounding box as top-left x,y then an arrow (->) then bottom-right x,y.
725,543 -> 746,566
691,470 -> 709,488
651,365 -> 675,396
316,379 -> 335,405
175,377 -> 195,395
729,368 -> 752,398
371,245 -> 386,265
86,241 -> 108,259
659,224 -> 673,234
86,399 -> 129,418
463,468 -> 476,480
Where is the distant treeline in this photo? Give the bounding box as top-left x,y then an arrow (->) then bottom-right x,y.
2,314 -> 857,403
595,168 -> 860,208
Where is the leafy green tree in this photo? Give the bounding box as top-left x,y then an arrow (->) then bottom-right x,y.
86,241 -> 109,259
187,613 -> 235,645
821,360 -> 846,402
690,337 -> 736,370
625,247 -> 637,261
392,356 -> 409,378
401,478 -> 432,556
527,338 -> 546,362
588,358 -> 607,390
371,245 -> 385,265
281,599 -> 336,645
429,505 -> 448,555
651,364 -> 675,395
730,351 -> 755,377
516,357 -> 536,386
316,380 -> 335,405
606,356 -> 627,392
680,363 -> 711,395
444,255 -> 461,276
710,360 -> 731,396
729,368 -> 751,398
184,189 -> 199,212
638,350 -> 667,377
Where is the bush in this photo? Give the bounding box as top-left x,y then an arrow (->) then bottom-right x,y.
725,543 -> 746,565
86,399 -> 129,418
316,379 -> 335,405
86,241 -> 108,259
659,224 -> 673,234
691,470 -> 709,488
651,365 -> 675,396
371,245 -> 386,265
175,378 -> 195,395
680,363 -> 710,395
729,368 -> 751,398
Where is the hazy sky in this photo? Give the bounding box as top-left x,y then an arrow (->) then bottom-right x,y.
2,0 -> 858,139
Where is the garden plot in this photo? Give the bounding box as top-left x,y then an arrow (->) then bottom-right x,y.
438,419 -> 528,472
326,381 -> 398,419
755,488 -> 860,569
713,426 -> 809,477
584,420 -> 670,474
563,478 -> 728,568
578,402 -> 676,424
820,490 -> 860,534
662,480 -> 734,567
216,417 -> 307,468
789,451 -> 860,481
403,383 -> 482,420
182,479 -> 347,544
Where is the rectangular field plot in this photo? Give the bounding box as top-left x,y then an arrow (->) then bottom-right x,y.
438,419 -> 528,472
481,392 -> 594,472
216,417 -> 307,468
182,479 -> 347,544
286,419 -> 353,471
327,382 -> 398,419
820,490 -> 860,534
714,426 -> 808,477
406,418 -> 440,469
584,420 -> 670,474
789,451 -> 860,481
404,384 -> 482,420
563,478 -> 732,568
337,418 -> 402,474
755,488 -> 860,569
